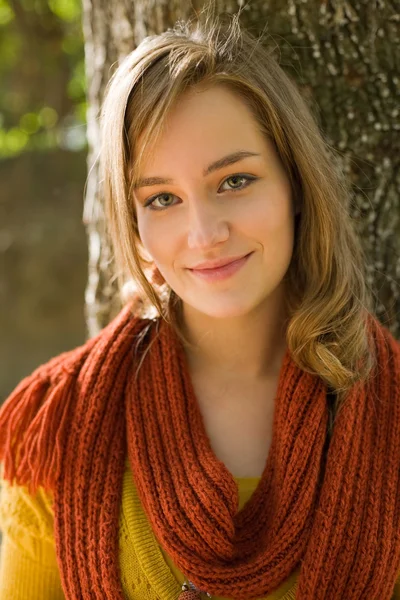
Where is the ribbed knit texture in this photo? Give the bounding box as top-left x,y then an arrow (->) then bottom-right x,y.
0,300 -> 399,599
2,466 -> 400,600
0,462 -> 300,599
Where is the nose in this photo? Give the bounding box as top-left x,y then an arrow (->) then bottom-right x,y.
187,196 -> 229,249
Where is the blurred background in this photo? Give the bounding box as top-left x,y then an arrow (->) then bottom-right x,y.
0,0 -> 87,399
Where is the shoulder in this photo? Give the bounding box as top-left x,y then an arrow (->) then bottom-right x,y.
0,301 -> 150,494
366,312 -> 400,369
0,339 -> 91,494
0,462 -> 56,566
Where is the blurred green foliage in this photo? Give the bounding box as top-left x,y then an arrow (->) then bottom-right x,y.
0,0 -> 86,158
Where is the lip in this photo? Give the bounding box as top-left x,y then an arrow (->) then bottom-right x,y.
188,252 -> 253,282
189,253 -> 252,270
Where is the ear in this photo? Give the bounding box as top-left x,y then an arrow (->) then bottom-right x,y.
137,241 -> 154,263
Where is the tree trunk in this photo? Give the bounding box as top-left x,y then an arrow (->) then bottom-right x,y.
81,0 -> 400,337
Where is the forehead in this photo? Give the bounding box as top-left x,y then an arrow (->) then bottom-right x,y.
132,85 -> 266,175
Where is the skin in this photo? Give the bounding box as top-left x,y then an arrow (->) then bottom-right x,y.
133,83 -> 298,383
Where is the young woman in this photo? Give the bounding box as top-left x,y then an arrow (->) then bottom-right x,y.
0,8 -> 399,600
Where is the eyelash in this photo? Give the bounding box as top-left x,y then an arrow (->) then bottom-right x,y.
143,173 -> 258,211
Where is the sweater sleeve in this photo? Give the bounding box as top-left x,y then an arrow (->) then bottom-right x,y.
0,466 -> 65,600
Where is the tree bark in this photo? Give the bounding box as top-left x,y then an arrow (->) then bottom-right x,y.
81,0 -> 400,337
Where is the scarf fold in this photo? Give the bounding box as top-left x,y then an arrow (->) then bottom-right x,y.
0,300 -> 400,600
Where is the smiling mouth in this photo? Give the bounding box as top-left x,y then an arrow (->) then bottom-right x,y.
189,253 -> 252,271
188,252 -> 253,281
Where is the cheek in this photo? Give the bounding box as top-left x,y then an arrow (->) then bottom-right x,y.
244,191 -> 294,241
137,216 -> 175,266
136,214 -> 157,261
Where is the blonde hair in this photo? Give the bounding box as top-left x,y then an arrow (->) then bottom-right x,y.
99,5 -> 377,400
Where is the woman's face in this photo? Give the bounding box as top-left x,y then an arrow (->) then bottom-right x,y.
132,84 -> 297,320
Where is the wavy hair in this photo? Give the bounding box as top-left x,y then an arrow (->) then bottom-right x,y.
99,5 -> 377,402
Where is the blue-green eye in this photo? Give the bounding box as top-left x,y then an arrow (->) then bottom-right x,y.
221,174 -> 251,190
144,173 -> 258,211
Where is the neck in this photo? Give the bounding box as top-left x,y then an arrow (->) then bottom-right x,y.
180,286 -> 289,381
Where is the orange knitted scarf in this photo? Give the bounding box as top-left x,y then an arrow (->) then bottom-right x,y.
1,301 -> 400,600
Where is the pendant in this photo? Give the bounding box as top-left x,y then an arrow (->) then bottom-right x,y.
179,581 -> 212,599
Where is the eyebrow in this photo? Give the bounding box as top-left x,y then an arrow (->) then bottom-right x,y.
133,150 -> 261,189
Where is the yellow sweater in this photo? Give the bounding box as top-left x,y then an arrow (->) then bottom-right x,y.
0,459 -> 399,600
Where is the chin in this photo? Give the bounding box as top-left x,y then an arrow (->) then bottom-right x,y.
185,296 -> 263,320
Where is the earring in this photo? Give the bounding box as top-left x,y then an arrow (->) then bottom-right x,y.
151,264 -> 166,286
